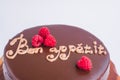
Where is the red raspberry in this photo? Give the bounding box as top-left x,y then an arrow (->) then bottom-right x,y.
39,27 -> 50,38
32,35 -> 43,47
77,56 -> 92,71
44,34 -> 56,47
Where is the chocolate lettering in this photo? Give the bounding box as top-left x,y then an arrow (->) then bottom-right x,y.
47,47 -> 60,62
76,43 -> 84,54
98,45 -> 107,55
6,34 -> 107,62
6,34 -> 43,59
59,46 -> 70,60
84,44 -> 93,54
93,41 -> 98,54
48,42 -> 107,62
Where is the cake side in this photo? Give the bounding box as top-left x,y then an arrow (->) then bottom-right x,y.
3,25 -> 110,80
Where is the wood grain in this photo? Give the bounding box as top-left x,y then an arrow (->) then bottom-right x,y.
117,76 -> 120,80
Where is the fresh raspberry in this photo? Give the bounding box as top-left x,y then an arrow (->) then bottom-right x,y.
32,35 -> 43,47
44,34 -> 56,47
77,56 -> 92,71
39,27 -> 50,38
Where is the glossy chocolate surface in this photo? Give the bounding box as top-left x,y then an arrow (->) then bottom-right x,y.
4,25 -> 110,80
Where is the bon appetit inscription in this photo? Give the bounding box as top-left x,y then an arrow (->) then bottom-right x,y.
6,34 -> 107,62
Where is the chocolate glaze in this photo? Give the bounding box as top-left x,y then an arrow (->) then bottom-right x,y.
3,25 -> 110,80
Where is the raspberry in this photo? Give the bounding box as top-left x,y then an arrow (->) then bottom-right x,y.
32,35 -> 43,47
39,27 -> 50,38
44,34 -> 56,47
77,56 -> 92,71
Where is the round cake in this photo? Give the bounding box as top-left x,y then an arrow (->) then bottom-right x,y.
3,25 -> 111,80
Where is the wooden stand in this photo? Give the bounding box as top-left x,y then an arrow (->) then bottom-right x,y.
108,61 -> 119,80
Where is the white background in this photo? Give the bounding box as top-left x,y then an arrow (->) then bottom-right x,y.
0,0 -> 120,75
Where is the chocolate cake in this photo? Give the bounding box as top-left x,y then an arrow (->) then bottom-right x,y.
1,25 -> 118,80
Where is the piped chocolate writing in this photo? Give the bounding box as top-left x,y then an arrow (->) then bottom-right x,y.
6,34 -> 107,62
6,34 -> 43,59
47,41 -> 106,62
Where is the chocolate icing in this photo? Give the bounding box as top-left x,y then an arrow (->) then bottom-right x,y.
3,25 -> 110,80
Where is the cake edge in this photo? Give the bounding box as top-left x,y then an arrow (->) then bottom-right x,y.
0,57 -> 119,80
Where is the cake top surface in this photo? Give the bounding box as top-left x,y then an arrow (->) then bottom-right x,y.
4,25 -> 110,80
